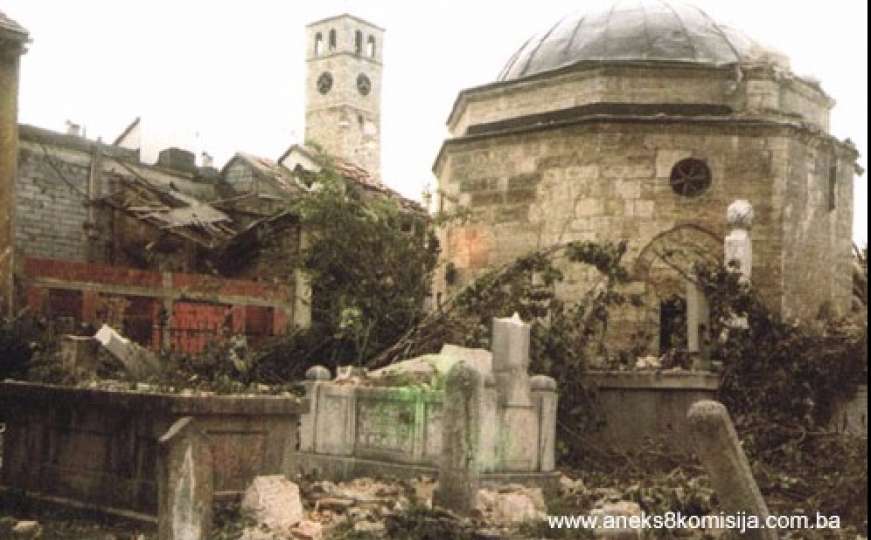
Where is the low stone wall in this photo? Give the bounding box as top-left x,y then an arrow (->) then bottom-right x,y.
0,381 -> 308,518
585,370 -> 720,453
297,316 -> 560,491
297,378 -> 559,489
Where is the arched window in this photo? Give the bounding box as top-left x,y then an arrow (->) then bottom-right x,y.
366,36 -> 376,58
329,29 -> 337,50
314,32 -> 324,56
355,30 -> 363,55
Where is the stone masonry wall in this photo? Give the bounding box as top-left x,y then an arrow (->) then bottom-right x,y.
15,142 -> 91,261
436,120 -> 796,350
449,66 -> 831,137
779,137 -> 855,319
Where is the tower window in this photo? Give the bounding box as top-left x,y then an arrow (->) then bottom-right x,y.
366,36 -> 376,58
828,162 -> 838,211
355,30 -> 363,55
329,29 -> 337,50
314,33 -> 324,56
669,158 -> 711,198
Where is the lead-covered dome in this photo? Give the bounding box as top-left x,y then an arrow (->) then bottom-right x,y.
498,0 -> 786,81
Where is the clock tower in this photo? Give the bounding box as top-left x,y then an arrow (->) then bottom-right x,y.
305,14 -> 383,183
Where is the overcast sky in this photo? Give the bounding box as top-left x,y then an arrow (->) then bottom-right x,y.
5,0 -> 868,245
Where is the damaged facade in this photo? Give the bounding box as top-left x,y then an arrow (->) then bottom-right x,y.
434,0 -> 862,353
0,12 -> 416,353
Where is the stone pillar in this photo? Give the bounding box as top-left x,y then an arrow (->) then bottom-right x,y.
433,361 -> 482,514
530,375 -> 558,472
157,417 -> 214,540
725,200 -> 753,282
299,365 -> 331,453
725,200 -> 753,331
0,16 -> 28,315
686,269 -> 711,371
492,313 -> 532,406
687,401 -> 776,540
492,314 -> 538,471
293,227 -> 312,329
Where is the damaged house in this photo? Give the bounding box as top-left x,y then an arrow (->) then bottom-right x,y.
0,11 -> 420,354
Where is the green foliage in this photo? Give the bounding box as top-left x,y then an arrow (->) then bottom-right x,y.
257,153 -> 438,374
693,263 -> 866,429
370,239 -> 635,461
692,263 -> 868,528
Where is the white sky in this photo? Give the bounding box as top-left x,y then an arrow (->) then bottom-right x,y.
5,0 -> 868,245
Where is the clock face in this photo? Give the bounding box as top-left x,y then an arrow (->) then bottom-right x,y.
356,73 -> 371,96
317,72 -> 333,95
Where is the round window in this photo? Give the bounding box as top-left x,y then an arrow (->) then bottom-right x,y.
669,159 -> 711,197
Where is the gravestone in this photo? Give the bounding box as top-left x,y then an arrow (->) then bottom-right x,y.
725,200 -> 753,331
687,401 -> 776,540
492,314 -> 539,471
725,200 -> 753,282
492,313 -> 532,406
158,417 -> 214,540
433,361 -> 483,514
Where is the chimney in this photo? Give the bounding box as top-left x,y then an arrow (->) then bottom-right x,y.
157,147 -> 197,173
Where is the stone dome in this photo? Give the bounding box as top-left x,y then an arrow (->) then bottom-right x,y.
498,0 -> 787,81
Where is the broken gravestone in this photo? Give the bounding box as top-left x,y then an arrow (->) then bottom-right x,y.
432,361 -> 483,514
94,324 -> 161,379
158,416 -> 214,540
687,400 -> 777,540
240,475 -> 304,537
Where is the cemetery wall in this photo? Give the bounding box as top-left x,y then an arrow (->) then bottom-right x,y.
0,381 -> 308,518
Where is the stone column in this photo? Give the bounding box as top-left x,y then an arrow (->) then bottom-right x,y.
725,200 -> 753,282
725,200 -> 753,331
686,269 -> 711,370
157,417 -> 214,540
492,313 -> 532,406
0,18 -> 28,315
492,314 -> 538,471
299,365 -> 331,453
687,401 -> 776,540
530,375 -> 558,472
433,361 -> 483,514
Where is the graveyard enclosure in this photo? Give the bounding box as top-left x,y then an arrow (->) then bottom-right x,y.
19,257 -> 295,353
0,381 -> 308,518
296,317 -> 560,490
585,370 -> 720,453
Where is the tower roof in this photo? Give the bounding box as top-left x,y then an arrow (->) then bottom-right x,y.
498,0 -> 787,82
0,10 -> 28,41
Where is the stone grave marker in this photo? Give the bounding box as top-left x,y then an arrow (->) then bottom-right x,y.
687,400 -> 776,540
158,416 -> 214,540
433,361 -> 483,514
